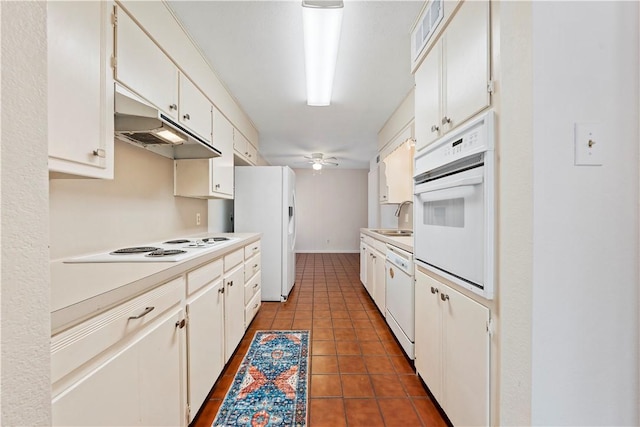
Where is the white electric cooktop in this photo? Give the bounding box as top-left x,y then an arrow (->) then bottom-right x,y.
65,236 -> 237,263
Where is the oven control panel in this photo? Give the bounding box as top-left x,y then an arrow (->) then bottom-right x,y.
415,111 -> 494,175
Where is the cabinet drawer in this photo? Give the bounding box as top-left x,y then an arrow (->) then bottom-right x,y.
224,248 -> 244,272
244,290 -> 261,328
244,241 -> 260,259
187,258 -> 223,295
372,239 -> 387,254
51,277 -> 184,384
244,254 -> 261,283
362,234 -> 375,247
244,273 -> 261,305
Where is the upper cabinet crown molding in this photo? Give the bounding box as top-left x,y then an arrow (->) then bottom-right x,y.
48,1 -> 115,179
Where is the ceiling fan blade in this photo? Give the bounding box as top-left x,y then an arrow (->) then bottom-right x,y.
324,156 -> 338,161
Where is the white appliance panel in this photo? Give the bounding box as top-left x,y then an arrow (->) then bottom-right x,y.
235,166 -> 296,301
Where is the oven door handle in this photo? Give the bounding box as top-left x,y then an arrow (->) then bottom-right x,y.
416,185 -> 478,202
415,175 -> 483,195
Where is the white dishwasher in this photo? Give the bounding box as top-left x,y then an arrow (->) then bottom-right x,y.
385,244 -> 415,359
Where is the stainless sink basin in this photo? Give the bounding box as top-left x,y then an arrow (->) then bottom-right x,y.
372,229 -> 413,237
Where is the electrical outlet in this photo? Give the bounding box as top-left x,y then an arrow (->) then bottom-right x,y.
196,213 -> 201,226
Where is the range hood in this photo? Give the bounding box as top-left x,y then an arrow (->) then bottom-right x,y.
114,84 -> 221,159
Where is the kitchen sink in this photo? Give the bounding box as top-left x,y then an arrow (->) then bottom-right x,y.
372,229 -> 413,237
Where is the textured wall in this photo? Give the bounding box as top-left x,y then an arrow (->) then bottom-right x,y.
496,2 -> 534,425
530,2 -> 639,424
1,2 -> 52,424
49,140 -> 209,260
294,169 -> 367,253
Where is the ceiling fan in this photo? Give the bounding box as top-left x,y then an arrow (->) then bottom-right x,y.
304,152 -> 339,170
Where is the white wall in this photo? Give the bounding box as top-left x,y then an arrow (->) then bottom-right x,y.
294,169 -> 367,253
208,199 -> 234,232
1,2 -> 52,424
50,141 -> 208,260
531,2 -> 639,424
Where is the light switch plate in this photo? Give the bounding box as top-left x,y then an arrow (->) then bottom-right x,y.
574,122 -> 603,166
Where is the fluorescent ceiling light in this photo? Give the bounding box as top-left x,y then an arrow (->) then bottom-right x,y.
302,1 -> 343,106
312,162 -> 323,170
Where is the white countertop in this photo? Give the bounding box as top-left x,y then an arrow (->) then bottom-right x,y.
360,228 -> 413,253
51,232 -> 260,334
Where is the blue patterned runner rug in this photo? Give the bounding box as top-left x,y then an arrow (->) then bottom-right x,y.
213,330 -> 310,427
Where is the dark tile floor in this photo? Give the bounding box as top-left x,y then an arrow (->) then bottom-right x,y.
192,253 -> 447,427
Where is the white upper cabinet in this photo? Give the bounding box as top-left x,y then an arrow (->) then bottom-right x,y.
234,130 -> 257,166
114,6 -> 179,121
48,1 -> 114,179
415,41 -> 441,149
211,109 -> 235,196
443,0 -> 490,130
173,108 -> 234,199
379,129 -> 415,204
414,0 -> 490,151
178,73 -> 213,143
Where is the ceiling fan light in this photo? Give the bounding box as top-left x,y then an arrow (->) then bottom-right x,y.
302,1 -> 343,107
312,162 -> 323,171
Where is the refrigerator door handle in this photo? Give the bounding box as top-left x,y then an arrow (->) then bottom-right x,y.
292,191 -> 297,250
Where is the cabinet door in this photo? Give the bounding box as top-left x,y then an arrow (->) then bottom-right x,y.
224,266 -> 246,362
373,249 -> 386,313
360,240 -> 367,285
443,0 -> 490,130
441,283 -> 490,427
415,270 -> 443,402
115,7 -> 179,120
211,109 -> 235,197
378,161 -> 389,203
52,308 -> 185,426
48,1 -> 114,179
365,247 -> 375,297
178,74 -> 212,143
414,40 -> 442,151
186,281 -> 224,422
382,139 -> 414,204
245,142 -> 258,165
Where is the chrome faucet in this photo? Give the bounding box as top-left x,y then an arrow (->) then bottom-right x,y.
394,200 -> 413,217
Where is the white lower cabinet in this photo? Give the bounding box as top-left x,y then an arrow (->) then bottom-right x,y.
52,306 -> 186,426
186,273 -> 224,422
371,246 -> 386,313
224,258 -> 246,362
243,241 -> 262,327
359,233 -> 387,314
414,267 -> 490,426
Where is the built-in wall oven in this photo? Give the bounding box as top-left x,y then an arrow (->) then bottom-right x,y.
413,111 -> 495,299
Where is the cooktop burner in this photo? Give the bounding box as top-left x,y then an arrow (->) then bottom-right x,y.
203,237 -> 229,242
145,249 -> 187,257
164,239 -> 191,244
110,247 -> 160,255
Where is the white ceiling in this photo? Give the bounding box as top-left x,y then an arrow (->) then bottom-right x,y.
167,0 -> 422,169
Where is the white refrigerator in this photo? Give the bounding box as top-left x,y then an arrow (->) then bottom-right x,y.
234,166 -> 296,301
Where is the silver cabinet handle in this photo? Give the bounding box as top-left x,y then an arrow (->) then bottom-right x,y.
228,280 -> 234,287
183,113 -> 190,120
441,116 -> 451,125
175,318 -> 186,329
169,104 -> 177,110
253,283 -> 259,289
215,183 -> 220,189
92,148 -> 106,158
440,293 -> 449,301
253,264 -> 258,268
218,287 -> 225,294
253,303 -> 259,309
430,125 -> 439,133
430,286 -> 439,294
128,306 -> 154,320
